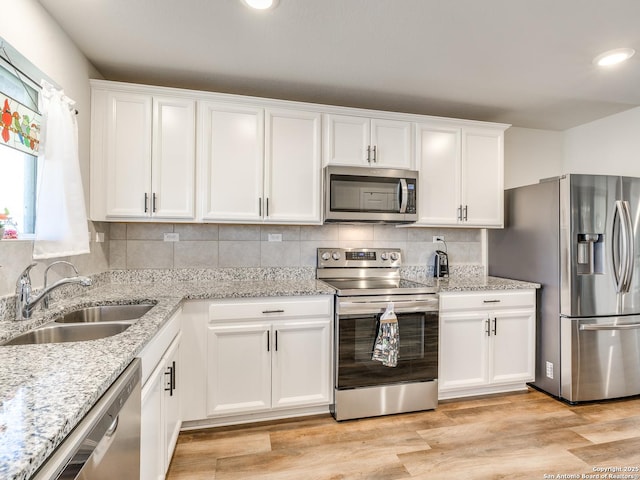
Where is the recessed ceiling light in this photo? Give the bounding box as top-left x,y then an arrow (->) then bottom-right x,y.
593,48 -> 635,67
241,0 -> 279,10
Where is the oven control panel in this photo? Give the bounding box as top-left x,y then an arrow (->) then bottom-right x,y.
317,248 -> 401,268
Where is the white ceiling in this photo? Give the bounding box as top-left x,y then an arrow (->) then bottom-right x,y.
38,0 -> 640,130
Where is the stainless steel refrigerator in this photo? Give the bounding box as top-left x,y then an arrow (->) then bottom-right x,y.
488,174 -> 640,403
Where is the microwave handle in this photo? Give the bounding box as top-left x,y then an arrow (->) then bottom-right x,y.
399,179 -> 408,213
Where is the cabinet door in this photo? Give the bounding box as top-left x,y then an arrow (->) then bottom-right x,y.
152,97 -> 196,219
105,92 -> 152,217
199,103 -> 264,221
272,318 -> 331,408
323,114 -> 370,166
265,108 -> 322,224
370,118 -> 413,169
489,309 -> 535,384
415,124 -> 461,225
163,333 -> 182,472
207,322 -> 271,416
439,311 -> 490,391
140,360 -> 165,480
461,127 -> 504,227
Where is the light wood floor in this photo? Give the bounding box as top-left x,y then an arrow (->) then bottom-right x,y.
166,388 -> 640,479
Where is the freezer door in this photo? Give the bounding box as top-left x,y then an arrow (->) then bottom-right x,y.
561,174 -> 640,317
561,315 -> 640,402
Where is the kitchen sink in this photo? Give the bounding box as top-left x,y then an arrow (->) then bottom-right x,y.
54,303 -> 155,323
3,322 -> 133,346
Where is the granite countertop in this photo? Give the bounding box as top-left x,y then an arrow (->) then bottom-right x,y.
0,279 -> 333,480
435,275 -> 540,292
0,274 -> 534,480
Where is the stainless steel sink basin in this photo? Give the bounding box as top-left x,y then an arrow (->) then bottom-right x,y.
54,304 -> 155,323
3,322 -> 132,346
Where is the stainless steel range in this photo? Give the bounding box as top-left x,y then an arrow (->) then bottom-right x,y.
317,247 -> 438,421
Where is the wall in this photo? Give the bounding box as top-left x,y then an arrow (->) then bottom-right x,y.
503,127 -> 564,189
0,0 -> 108,296
564,106 -> 640,177
108,223 -> 481,270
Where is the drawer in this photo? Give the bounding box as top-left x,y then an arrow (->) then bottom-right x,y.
439,290 -> 535,312
209,296 -> 332,322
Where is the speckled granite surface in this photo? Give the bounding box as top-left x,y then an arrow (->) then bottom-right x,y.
0,276 -> 333,480
0,269 -> 535,480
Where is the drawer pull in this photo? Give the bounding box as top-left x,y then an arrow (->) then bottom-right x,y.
262,309 -> 285,314
483,300 -> 501,304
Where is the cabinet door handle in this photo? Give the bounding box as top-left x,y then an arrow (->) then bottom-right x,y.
267,330 -> 270,352
259,198 -> 262,217
144,193 -> 149,213
164,361 -> 175,396
483,300 -> 501,304
372,145 -> 377,163
457,205 -> 462,221
485,319 -> 490,336
152,193 -> 157,213
262,309 -> 285,314
492,317 -> 497,335
266,197 -> 269,217
366,145 -> 371,163
463,205 -> 468,221
275,330 -> 278,351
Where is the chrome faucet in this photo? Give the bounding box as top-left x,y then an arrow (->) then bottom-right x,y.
15,262 -> 93,320
43,261 -> 79,309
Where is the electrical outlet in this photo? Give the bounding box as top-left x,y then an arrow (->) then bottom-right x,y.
268,233 -> 282,242
164,233 -> 179,242
432,235 -> 445,243
546,361 -> 554,379
95,232 -> 105,243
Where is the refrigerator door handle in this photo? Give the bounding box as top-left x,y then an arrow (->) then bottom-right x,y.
621,200 -> 635,293
613,200 -> 634,293
580,322 -> 640,331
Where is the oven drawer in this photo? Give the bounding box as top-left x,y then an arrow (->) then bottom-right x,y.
439,290 -> 535,311
209,296 -> 332,322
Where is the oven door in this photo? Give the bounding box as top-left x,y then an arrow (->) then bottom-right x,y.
335,296 -> 438,390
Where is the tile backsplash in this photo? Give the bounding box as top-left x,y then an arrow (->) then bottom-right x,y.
109,223 -> 482,270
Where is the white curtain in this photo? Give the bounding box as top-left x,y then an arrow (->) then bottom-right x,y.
33,81 -> 90,259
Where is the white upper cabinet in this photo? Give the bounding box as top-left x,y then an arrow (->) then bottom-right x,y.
198,102 -> 264,222
90,87 -> 196,221
415,122 -> 505,227
324,114 -> 413,169
103,91 -> 152,218
152,97 -> 196,219
90,80 -> 508,227
265,108 -> 322,223
199,104 -> 322,224
461,127 -> 504,227
414,124 -> 462,226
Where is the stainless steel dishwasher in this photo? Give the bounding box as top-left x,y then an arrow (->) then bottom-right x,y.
32,358 -> 141,480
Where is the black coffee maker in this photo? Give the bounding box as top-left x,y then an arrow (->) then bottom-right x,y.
433,250 -> 449,277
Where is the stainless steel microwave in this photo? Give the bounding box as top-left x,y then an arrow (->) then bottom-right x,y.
323,166 -> 418,223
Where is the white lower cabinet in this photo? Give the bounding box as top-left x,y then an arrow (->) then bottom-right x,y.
438,290 -> 536,400
139,310 -> 182,480
181,296 -> 333,427
207,322 -> 272,415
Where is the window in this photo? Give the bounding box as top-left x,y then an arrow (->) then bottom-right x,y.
0,55 -> 39,237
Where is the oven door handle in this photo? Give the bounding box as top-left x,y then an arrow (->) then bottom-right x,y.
338,299 -> 438,315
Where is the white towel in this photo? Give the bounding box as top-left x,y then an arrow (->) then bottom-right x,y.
372,303 -> 399,367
